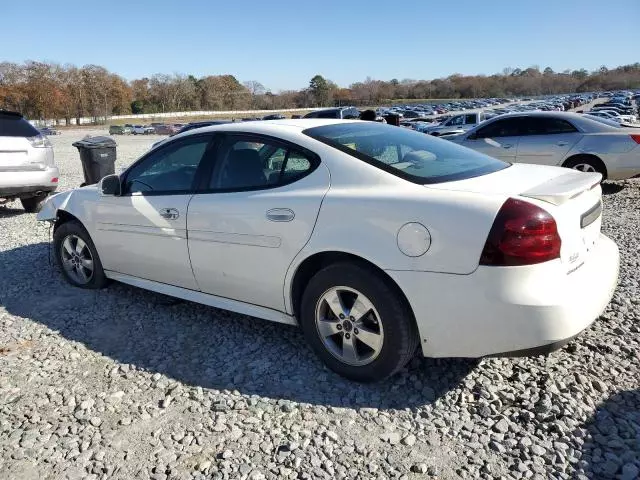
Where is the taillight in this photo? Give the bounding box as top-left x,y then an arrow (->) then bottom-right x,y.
51,177 -> 58,183
480,198 -> 561,266
630,134 -> 640,144
27,134 -> 52,148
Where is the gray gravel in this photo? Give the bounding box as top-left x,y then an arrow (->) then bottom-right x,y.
0,129 -> 638,479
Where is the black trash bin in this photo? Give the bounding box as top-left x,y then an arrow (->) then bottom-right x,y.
72,136 -> 117,186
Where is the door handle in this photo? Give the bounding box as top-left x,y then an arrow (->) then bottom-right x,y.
159,208 -> 179,220
502,144 -> 513,149
556,141 -> 568,146
266,208 -> 295,222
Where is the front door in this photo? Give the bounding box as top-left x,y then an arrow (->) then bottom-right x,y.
188,134 -> 330,311
461,117 -> 524,162
93,134 -> 216,290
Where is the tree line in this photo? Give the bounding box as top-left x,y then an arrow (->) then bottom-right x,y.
1,61 -> 639,123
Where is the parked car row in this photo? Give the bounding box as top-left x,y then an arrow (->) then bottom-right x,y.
109,124 -> 166,135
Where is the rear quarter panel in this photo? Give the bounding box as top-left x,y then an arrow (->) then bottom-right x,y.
285,181 -> 505,307
567,133 -> 637,158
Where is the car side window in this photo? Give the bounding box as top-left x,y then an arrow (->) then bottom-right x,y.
281,151 -> 312,183
123,136 -> 212,194
523,117 -> 578,135
464,114 -> 477,124
475,118 -> 524,138
316,110 -> 339,119
449,115 -> 464,126
210,137 -> 316,190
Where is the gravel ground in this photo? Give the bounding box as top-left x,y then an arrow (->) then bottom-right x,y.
0,130 -> 639,480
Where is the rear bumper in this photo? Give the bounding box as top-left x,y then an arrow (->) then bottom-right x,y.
0,167 -> 59,198
386,234 -> 620,358
604,152 -> 640,180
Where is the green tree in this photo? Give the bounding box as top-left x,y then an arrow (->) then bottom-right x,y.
131,100 -> 144,114
309,74 -> 329,107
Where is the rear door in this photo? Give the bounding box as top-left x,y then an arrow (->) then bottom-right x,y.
460,117 -> 524,162
187,134 -> 330,311
515,117 -> 582,166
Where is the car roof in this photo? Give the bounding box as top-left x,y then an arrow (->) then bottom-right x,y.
188,118 -> 355,134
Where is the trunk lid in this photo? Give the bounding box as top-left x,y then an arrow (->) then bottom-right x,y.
427,163 -> 604,273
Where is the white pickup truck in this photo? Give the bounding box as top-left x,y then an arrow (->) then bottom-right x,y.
425,112 -> 489,136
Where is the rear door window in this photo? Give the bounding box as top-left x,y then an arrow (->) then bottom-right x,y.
522,117 -> 578,135
209,136 -> 318,190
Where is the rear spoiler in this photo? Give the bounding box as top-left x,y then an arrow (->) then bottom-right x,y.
521,171 -> 602,206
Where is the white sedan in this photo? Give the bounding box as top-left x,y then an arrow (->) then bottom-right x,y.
37,120 -> 619,382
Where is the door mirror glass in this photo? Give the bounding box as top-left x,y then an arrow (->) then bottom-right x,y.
100,174 -> 121,196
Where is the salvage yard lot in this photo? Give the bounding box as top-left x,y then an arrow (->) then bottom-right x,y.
0,130 -> 639,479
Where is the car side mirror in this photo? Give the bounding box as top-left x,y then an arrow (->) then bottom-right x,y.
100,174 -> 121,196
467,133 -> 477,140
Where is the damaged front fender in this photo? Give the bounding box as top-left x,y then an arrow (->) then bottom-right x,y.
36,190 -> 74,222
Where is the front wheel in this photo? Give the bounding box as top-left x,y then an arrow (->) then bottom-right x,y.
299,262 -> 419,382
53,221 -> 108,289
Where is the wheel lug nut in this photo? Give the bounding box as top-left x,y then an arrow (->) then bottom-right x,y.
349,316 -> 355,321
354,328 -> 359,335
344,333 -> 351,339
336,324 -> 342,330
339,314 -> 345,319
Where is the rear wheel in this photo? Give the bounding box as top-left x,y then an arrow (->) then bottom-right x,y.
563,155 -> 606,177
20,194 -> 48,213
53,221 -> 108,289
299,262 -> 419,382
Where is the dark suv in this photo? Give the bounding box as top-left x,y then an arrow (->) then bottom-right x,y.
303,107 -> 361,119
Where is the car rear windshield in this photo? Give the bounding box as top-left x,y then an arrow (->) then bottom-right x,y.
0,114 -> 40,137
304,122 -> 509,184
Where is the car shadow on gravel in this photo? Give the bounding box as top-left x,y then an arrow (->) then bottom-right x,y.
577,389 -> 640,479
0,242 -> 476,409
0,206 -> 25,218
601,183 -> 625,195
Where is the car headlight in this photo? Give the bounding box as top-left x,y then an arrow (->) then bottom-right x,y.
28,134 -> 53,148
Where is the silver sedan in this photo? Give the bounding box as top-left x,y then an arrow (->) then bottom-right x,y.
451,112 -> 640,180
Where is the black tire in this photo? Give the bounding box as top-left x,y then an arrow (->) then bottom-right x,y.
299,262 -> 419,382
53,220 -> 108,289
20,194 -> 48,213
563,155 -> 607,177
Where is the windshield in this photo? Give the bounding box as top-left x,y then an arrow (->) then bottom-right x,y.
304,122 -> 509,184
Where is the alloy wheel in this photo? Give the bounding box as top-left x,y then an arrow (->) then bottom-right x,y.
60,234 -> 94,284
315,286 -> 384,366
572,163 -> 597,173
